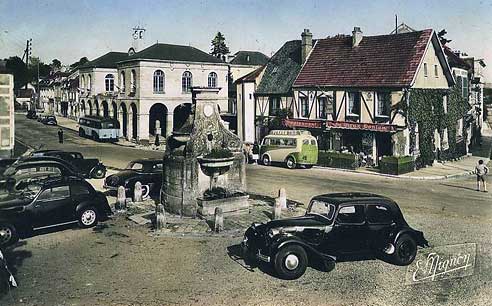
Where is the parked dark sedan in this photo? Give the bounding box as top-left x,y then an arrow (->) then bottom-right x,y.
0,160 -> 81,193
242,193 -> 429,279
30,150 -> 106,179
0,176 -> 112,247
26,110 -> 37,119
40,115 -> 57,125
104,159 -> 163,198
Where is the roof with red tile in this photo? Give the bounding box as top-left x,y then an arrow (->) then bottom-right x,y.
293,29 -> 440,88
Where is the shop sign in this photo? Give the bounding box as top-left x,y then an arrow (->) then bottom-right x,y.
283,119 -> 323,129
325,120 -> 397,132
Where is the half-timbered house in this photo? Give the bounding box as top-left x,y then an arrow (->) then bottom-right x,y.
289,27 -> 455,164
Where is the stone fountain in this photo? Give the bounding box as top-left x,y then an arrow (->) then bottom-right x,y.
161,87 -> 248,217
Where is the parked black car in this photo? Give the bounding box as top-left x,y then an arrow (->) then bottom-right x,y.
26,110 -> 37,119
0,160 -> 81,193
242,193 -> 429,280
104,159 -> 163,198
0,176 -> 112,247
40,115 -> 57,125
30,150 -> 107,179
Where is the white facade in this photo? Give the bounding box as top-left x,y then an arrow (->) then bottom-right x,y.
0,72 -> 14,158
115,60 -> 229,143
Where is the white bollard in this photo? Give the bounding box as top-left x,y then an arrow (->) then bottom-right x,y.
155,204 -> 166,232
214,207 -> 224,233
273,198 -> 282,220
279,188 -> 287,209
133,181 -> 143,203
117,186 -> 126,211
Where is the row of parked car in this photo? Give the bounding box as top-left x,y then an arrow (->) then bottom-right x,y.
26,110 -> 58,126
0,148 -> 165,248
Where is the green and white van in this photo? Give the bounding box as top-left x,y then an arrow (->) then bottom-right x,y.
259,130 -> 318,169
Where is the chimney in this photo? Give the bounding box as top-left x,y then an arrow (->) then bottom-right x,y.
301,29 -> 313,63
352,27 -> 363,47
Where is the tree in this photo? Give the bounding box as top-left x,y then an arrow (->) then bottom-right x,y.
70,57 -> 89,69
210,32 -> 230,60
29,57 -> 52,78
5,56 -> 29,89
437,29 -> 452,46
51,58 -> 62,70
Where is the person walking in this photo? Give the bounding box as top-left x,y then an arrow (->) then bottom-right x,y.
58,128 -> 64,144
475,159 -> 489,192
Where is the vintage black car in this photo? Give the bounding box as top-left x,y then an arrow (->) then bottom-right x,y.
0,160 -> 82,193
26,110 -> 37,119
40,115 -> 57,125
30,150 -> 107,179
104,159 -> 163,198
242,193 -> 429,280
0,176 -> 112,247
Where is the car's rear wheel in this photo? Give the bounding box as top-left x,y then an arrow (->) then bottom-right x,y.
0,224 -> 19,247
78,207 -> 99,228
262,155 -> 271,166
274,244 -> 308,280
392,234 -> 417,266
286,157 -> 296,169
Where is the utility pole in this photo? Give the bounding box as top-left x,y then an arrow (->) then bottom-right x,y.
24,38 -> 32,90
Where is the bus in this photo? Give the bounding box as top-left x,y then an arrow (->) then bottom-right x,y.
259,130 -> 318,169
78,116 -> 120,142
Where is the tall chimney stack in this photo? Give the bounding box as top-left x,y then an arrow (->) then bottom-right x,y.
301,29 -> 313,63
352,27 -> 363,47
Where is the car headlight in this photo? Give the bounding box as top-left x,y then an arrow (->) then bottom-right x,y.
268,228 -> 281,238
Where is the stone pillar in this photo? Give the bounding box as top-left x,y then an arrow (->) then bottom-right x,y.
273,198 -> 282,220
278,188 -> 287,209
138,113 -> 149,145
165,113 -> 174,137
133,181 -> 142,202
155,204 -> 166,232
214,207 -> 224,232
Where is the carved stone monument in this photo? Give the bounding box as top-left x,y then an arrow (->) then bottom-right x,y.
161,87 -> 248,217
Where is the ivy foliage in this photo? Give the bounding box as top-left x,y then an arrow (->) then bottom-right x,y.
408,86 -> 470,167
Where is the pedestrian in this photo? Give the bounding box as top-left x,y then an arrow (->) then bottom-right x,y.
475,159 -> 488,192
58,128 -> 64,144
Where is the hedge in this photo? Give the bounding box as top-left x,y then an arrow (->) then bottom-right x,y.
317,151 -> 358,170
380,155 -> 415,175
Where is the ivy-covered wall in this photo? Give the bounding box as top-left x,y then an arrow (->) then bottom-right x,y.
407,86 -> 469,168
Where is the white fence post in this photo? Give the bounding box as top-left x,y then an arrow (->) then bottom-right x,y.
273,198 -> 282,220
117,186 -> 126,211
279,188 -> 287,209
155,204 -> 166,232
214,207 -> 224,232
134,181 -> 143,203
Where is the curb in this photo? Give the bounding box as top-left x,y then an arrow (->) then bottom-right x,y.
311,165 -> 477,181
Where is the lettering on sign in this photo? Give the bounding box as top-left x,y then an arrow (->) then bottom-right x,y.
325,120 -> 397,132
283,119 -> 323,129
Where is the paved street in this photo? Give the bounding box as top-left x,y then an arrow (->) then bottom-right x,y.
2,114 -> 491,306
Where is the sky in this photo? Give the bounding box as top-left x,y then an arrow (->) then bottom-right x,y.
1,0 -> 491,80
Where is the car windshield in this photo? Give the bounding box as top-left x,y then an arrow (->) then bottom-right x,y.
126,162 -> 144,171
306,200 -> 336,221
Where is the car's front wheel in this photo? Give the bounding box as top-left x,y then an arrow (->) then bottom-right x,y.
0,224 -> 19,247
262,155 -> 271,166
274,244 -> 308,280
78,207 -> 99,228
392,234 -> 417,266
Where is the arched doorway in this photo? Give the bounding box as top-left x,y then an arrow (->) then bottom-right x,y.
119,103 -> 128,138
81,100 -> 86,116
129,103 -> 138,140
87,100 -> 93,116
149,103 -> 167,136
174,103 -> 192,131
94,100 -> 100,116
112,102 -> 118,120
102,101 -> 109,118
